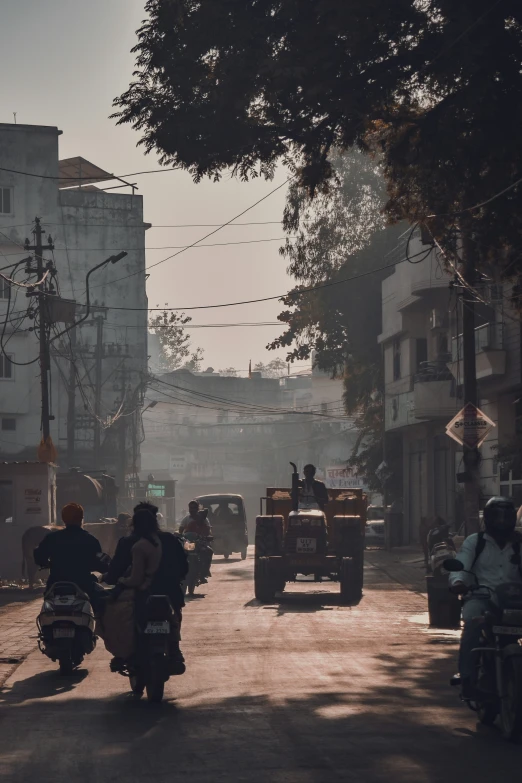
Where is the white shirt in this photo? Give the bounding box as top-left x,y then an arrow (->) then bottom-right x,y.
449,533 -> 522,593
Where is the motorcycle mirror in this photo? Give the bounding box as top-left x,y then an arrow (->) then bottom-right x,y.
443,558 -> 465,572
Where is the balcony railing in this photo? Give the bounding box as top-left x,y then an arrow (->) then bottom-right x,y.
451,322 -> 503,362
414,358 -> 454,384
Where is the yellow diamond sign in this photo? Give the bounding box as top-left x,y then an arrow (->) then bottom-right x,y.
446,403 -> 495,449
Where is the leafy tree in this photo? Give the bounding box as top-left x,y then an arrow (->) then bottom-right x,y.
148,310 -> 204,372
270,151 -> 403,490
115,0 -> 522,278
254,358 -> 288,378
219,367 -> 238,377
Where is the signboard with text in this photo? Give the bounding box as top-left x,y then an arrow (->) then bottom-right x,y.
323,466 -> 364,489
446,403 -> 495,449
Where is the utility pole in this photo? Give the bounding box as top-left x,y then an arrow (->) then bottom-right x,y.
461,225 -> 481,534
93,315 -> 104,463
117,363 -> 128,496
66,326 -> 77,465
25,218 -> 54,443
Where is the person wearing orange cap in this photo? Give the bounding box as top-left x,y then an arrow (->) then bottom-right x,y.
34,503 -> 109,604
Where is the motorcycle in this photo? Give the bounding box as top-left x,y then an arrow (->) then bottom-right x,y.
118,593 -> 177,703
182,532 -> 213,596
37,582 -> 96,675
445,558 -> 522,741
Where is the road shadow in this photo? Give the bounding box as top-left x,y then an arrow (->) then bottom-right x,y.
2,643 -> 520,783
212,558 -> 243,565
0,667 -> 88,705
244,590 -> 363,612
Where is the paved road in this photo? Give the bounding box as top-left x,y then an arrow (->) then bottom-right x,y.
0,551 -> 520,782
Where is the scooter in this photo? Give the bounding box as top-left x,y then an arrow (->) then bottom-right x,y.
182,532 -> 213,596
37,582 -> 96,675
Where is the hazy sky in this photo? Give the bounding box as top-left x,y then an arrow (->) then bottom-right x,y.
0,0 -> 305,372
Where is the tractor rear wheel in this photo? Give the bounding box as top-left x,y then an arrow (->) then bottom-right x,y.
254,557 -> 276,603
339,557 -> 361,604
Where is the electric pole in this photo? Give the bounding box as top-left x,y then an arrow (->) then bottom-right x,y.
93,314 -> 104,463
25,218 -> 54,443
461,225 -> 481,534
66,326 -> 77,465
116,363 -> 128,496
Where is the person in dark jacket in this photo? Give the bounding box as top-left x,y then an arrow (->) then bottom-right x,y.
299,464 -> 329,510
33,503 -> 108,607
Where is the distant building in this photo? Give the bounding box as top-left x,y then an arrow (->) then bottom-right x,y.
141,367 -> 356,525
0,123 -> 148,485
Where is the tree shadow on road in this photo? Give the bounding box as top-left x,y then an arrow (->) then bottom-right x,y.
0,667 -> 88,705
1,644 -> 519,783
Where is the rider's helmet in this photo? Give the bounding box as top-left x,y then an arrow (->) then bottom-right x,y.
483,496 -> 517,537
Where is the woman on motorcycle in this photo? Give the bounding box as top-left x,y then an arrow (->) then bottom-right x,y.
99,509 -> 163,667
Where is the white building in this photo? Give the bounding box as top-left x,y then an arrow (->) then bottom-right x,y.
0,123 -> 148,485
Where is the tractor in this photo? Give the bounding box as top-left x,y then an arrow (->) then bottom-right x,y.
254,463 -> 366,604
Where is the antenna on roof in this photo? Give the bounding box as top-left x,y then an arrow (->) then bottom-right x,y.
13,112 -> 17,124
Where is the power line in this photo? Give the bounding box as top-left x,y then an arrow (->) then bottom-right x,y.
85,177 -> 292,292
44,220 -> 284,229
0,236 -> 294,256
149,375 -> 350,419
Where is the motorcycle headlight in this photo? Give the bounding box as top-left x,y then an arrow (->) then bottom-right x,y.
184,541 -> 196,551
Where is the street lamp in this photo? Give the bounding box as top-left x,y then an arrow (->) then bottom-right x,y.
50,251 -> 128,342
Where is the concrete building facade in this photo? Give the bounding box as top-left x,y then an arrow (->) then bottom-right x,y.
380,227 -> 522,542
0,123 -> 148,485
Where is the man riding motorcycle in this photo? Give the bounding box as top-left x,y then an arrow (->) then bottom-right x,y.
33,503 -> 109,612
179,500 -> 213,582
449,496 -> 522,697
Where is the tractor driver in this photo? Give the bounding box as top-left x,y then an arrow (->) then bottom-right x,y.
299,464 -> 329,511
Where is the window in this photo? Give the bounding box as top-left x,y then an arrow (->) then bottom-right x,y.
0,278 -> 9,299
0,354 -> 13,379
0,187 -> 12,214
1,418 -> 16,431
393,339 -> 401,381
416,338 -> 428,371
321,402 -> 328,414
0,481 -> 13,523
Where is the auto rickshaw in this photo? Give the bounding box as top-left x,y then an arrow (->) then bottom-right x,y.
195,494 -> 248,560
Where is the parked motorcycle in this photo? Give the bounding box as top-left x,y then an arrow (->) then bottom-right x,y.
112,593 -> 177,703
37,582 -> 96,675
445,558 -> 522,741
182,532 -> 213,596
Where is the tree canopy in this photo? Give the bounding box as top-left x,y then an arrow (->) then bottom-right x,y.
115,0 -> 522,276
148,310 -> 204,372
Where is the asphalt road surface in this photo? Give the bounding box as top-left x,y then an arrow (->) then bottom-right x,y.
0,551 -> 520,783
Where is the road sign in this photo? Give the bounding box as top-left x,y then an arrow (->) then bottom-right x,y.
446,403 -> 496,448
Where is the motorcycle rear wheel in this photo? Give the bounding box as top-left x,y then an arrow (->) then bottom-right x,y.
146,658 -> 165,703
130,670 -> 146,697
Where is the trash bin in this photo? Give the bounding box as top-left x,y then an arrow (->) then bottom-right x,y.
426,574 -> 462,629
384,510 -> 403,550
